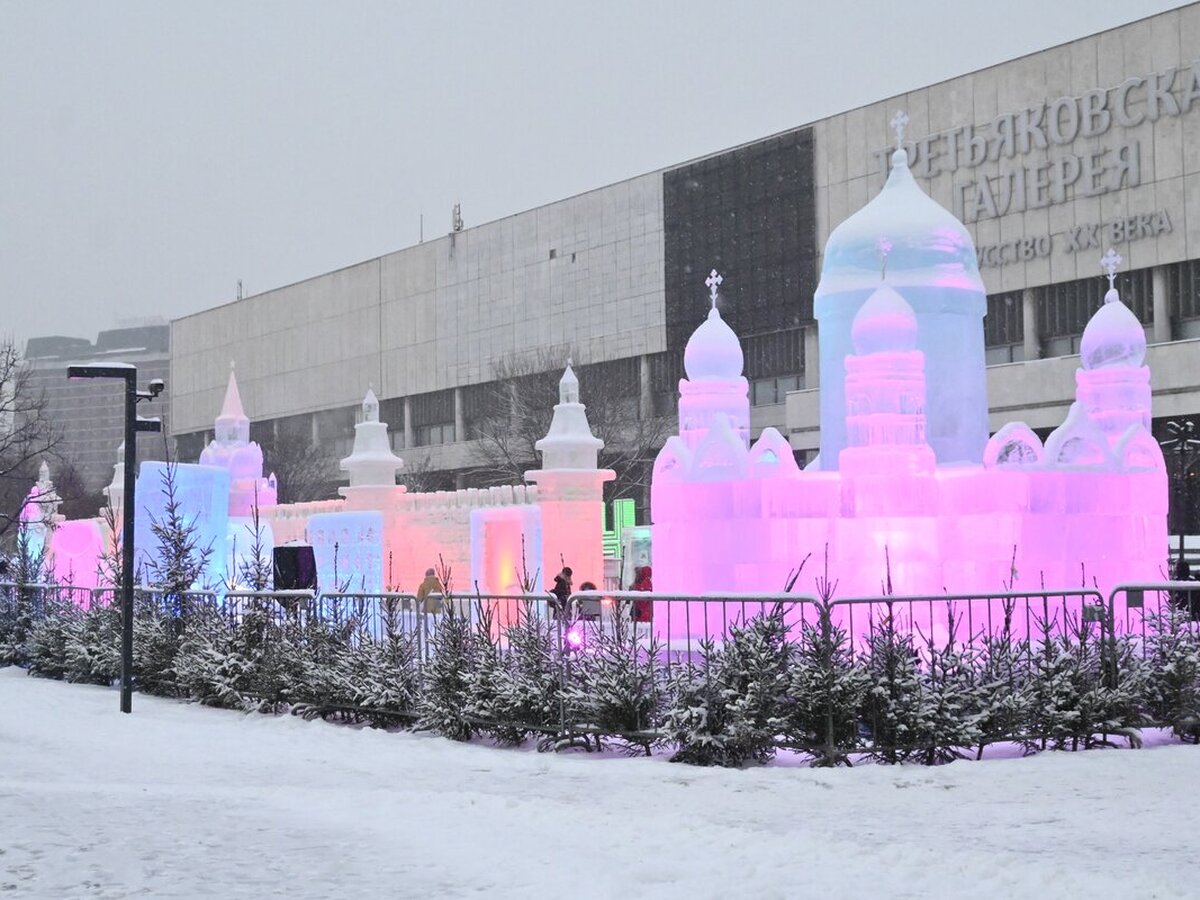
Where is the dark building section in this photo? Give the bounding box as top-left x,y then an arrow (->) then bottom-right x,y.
663,128 -> 818,386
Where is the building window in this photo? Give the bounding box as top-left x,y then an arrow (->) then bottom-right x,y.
414,422 -> 455,447
1166,259 -> 1200,323
985,290 -> 1023,347
751,374 -> 801,406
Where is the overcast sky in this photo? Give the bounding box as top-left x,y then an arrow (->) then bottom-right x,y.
0,0 -> 1186,344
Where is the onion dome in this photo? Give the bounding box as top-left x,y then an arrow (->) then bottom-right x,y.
850,283 -> 918,354
1080,287 -> 1146,370
684,270 -> 744,381
817,147 -> 982,295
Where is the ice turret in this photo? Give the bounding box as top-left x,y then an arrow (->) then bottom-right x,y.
199,362 -> 277,515
533,362 -> 604,471
1072,249 -> 1153,448
678,270 -> 750,451
20,460 -> 62,528
814,111 -> 988,469
340,386 -> 405,489
526,362 -> 615,595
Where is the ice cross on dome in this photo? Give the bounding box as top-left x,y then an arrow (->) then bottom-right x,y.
1100,247 -> 1122,292
705,269 -> 723,309
890,110 -> 909,150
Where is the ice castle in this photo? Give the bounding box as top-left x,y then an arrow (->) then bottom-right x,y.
650,114 -> 1168,601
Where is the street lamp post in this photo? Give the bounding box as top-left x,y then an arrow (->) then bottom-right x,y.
67,364 -> 163,713
1161,419 -> 1200,568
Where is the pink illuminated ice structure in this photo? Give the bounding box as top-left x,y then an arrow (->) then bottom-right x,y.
199,363 -> 277,517
525,363 -> 614,594
650,124 -> 1167,638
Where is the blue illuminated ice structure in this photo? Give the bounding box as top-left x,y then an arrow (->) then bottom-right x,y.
134,461 -> 230,591
307,510 -> 385,595
814,122 -> 989,469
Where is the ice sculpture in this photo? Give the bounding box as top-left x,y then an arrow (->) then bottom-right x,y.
650,110 -> 1167,622
525,363 -> 614,592
470,503 -> 544,625
340,387 -> 404,489
49,519 -> 104,594
199,363 -> 277,517
308,510 -> 384,594
133,461 -> 230,591
18,460 -> 61,562
814,112 -> 989,468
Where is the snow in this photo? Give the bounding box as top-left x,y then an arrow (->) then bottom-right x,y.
2,667 -> 1197,899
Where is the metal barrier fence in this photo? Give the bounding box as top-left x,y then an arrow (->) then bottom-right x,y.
6,580 -> 1200,758
828,588 -> 1107,654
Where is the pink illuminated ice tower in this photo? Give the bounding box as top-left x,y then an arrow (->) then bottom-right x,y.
199,364 -> 277,516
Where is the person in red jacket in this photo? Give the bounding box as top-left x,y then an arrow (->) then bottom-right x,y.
630,565 -> 653,623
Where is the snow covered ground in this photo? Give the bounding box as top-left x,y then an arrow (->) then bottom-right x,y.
1,667 -> 1197,900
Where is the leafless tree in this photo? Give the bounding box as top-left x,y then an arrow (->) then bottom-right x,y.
0,339 -> 58,544
470,347 -> 667,504
399,453 -> 447,495
51,456 -> 105,521
261,419 -> 339,504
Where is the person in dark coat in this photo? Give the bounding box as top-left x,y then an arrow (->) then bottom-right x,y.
630,565 -> 653,623
550,566 -> 573,619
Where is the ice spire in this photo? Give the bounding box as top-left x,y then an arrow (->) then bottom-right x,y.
214,361 -> 250,444
363,383 -> 380,423
890,110 -> 909,151
534,361 -> 603,470
341,384 -> 403,489
559,360 -> 580,404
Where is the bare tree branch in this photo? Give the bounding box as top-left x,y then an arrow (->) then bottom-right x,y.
261,420 -> 339,504
470,348 -> 668,504
0,340 -> 60,544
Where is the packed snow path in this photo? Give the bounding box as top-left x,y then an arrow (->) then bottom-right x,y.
2,668 -> 1197,899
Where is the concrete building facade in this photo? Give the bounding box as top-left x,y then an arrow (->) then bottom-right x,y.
170,5 -> 1200,528
25,325 -> 171,492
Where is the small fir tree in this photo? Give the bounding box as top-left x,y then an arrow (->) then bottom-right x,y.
1143,605 -> 1200,742
569,609 -> 665,754
416,558 -> 476,741
860,604 -> 934,764
784,603 -> 869,766
137,462 -> 214,696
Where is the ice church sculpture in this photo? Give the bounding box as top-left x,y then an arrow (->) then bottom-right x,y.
650,114 -> 1167,604
30,111 -> 1166,616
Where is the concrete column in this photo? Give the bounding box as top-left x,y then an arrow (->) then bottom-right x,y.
638,354 -> 653,418
453,387 -> 465,442
802,326 -> 819,389
1152,266 -> 1172,344
1021,289 -> 1040,361
403,397 -> 414,449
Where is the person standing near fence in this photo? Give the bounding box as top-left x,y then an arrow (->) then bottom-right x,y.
551,566 -> 573,619
630,565 -> 653,625
416,568 -> 443,615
